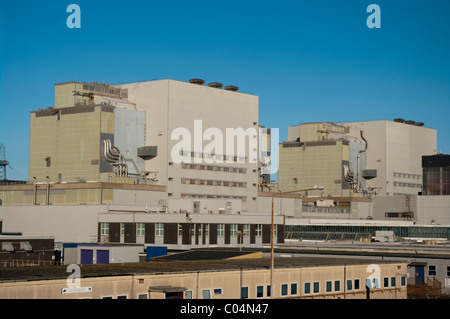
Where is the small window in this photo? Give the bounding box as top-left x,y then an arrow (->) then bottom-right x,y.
429,265 -> 437,276
185,291 -> 193,299
136,223 -> 145,236
447,266 -> 450,277
313,282 -> 320,294
281,284 -> 288,296
138,294 -> 148,299
117,295 -> 127,299
354,279 -> 360,290
266,285 -> 271,298
255,224 -> 262,237
100,222 -> 109,236
217,224 -> 224,237
213,288 -> 223,296
347,279 -> 353,291
401,276 -> 406,287
256,285 -> 264,298
383,277 -> 389,288
202,289 -> 211,299
334,280 -> 340,292
291,283 -> 298,295
326,281 -> 332,292
391,277 -> 396,287
304,282 -> 311,294
241,287 -> 248,299
155,223 -> 164,236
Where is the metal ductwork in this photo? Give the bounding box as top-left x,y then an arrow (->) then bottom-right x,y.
103,138 -> 128,177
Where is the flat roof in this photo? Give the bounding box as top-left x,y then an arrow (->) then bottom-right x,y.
0,256 -> 403,283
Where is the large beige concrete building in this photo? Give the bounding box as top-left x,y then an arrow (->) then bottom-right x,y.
279,122 -> 366,197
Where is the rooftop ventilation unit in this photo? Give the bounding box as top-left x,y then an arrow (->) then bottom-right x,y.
224,85 -> 239,92
405,120 -> 416,125
415,122 -> 424,126
189,78 -> 204,85
394,118 -> 405,123
208,82 -> 223,89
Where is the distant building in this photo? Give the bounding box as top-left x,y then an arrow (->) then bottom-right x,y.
422,154 -> 450,195
280,122 -> 366,197
343,119 -> 437,196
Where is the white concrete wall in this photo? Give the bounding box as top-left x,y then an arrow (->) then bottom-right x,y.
416,195 -> 450,225
0,205 -> 105,243
344,120 -> 437,196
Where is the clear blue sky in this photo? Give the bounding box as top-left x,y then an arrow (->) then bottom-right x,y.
1,0 -> 449,180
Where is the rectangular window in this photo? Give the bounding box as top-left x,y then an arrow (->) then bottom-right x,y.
447,266 -> 450,277
202,289 -> 211,299
334,280 -> 340,292
178,224 -> 182,237
205,224 -> 209,238
354,279 -> 360,290
383,277 -> 389,288
304,282 -> 311,294
266,285 -> 271,298
213,288 -> 223,295
241,287 -> 248,299
391,277 -> 396,287
281,284 -> 288,296
291,283 -> 298,295
218,224 -> 224,237
100,222 -> 109,236
347,279 -> 353,291
326,281 -> 332,292
256,285 -> 264,298
136,223 -> 145,236
230,224 -> 237,237
185,291 -> 193,299
429,265 -> 437,276
401,276 -> 406,287
120,223 -> 125,235
243,224 -> 250,237
255,224 -> 262,237
155,223 -> 164,236
313,282 -> 320,294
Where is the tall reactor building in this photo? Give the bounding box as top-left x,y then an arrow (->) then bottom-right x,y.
27,79 -> 264,214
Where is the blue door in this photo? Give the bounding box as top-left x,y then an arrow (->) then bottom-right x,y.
416,266 -> 425,285
80,249 -> 93,264
97,250 -> 110,264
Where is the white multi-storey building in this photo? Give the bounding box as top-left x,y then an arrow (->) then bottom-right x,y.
343,119 -> 437,196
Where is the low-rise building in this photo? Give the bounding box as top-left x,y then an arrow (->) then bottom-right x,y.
0,255 -> 407,299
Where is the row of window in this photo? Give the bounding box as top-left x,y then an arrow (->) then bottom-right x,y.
393,181 -> 422,188
182,163 -> 247,174
181,194 -> 248,201
183,276 -> 407,299
100,222 -> 275,238
393,172 -> 422,180
181,178 -> 247,188
176,152 -> 249,163
244,276 -> 406,298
